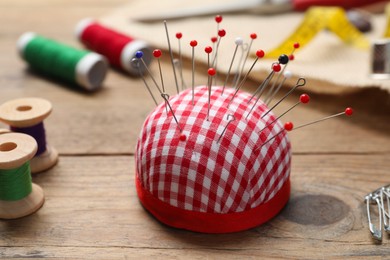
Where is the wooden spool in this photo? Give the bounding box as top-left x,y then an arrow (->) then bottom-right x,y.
0,98 -> 58,173
0,132 -> 45,219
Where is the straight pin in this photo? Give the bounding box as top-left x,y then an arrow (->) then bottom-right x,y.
175,32 -> 187,91
131,58 -> 158,106
259,94 -> 310,133
227,49 -> 265,108
222,37 -> 243,96
217,114 -> 235,143
231,43 -> 248,88
292,107 -> 353,131
161,93 -> 182,132
265,44 -> 299,104
207,68 -> 216,121
190,40 -> 198,105
255,122 -> 293,151
247,62 -> 281,104
211,29 -> 226,86
266,70 -> 293,106
233,33 -> 257,89
136,51 -> 163,95
263,54 -> 290,104
153,49 -> 165,93
164,20 -> 180,94
261,77 -> 306,119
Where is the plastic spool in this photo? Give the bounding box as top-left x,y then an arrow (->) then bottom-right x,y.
75,18 -> 152,75
0,132 -> 45,219
0,98 -> 58,173
17,32 -> 109,91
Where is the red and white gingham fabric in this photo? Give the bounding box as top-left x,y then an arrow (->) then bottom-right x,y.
136,86 -> 291,217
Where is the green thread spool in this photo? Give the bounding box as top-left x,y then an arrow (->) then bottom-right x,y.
0,162 -> 32,201
0,132 -> 45,219
17,32 -> 108,91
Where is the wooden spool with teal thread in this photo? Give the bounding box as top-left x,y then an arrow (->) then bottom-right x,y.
0,132 -> 45,219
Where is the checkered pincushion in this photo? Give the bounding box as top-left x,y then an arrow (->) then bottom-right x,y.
135,85 -> 291,233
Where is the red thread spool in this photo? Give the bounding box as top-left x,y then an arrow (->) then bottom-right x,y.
75,19 -> 152,75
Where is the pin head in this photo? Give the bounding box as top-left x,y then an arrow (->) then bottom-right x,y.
300,94 -> 310,104
205,46 -> 212,54
293,42 -> 300,49
135,51 -> 143,59
235,37 -> 243,45
289,54 -> 295,61
256,49 -> 265,58
284,122 -> 294,131
272,63 -> 282,72
215,15 -> 223,23
153,49 -> 162,58
278,54 -> 289,65
176,32 -> 183,39
250,33 -> 257,39
190,40 -> 198,47
284,70 -> 292,79
179,134 -> 187,142
345,107 -> 353,116
218,29 -> 226,37
208,68 -> 216,76
211,36 -> 218,43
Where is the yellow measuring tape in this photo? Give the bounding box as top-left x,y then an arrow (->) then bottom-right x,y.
265,7 -> 371,58
384,3 -> 390,38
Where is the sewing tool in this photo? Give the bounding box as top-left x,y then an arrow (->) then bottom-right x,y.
75,18 -> 151,76
164,20 -> 180,94
134,15 -> 353,233
0,98 -> 58,173
175,32 -> 187,91
227,49 -> 265,108
17,32 -> 108,91
364,184 -> 390,242
370,39 -> 390,79
133,0 -> 385,22
0,132 -> 44,219
131,58 -> 158,106
190,40 -> 198,105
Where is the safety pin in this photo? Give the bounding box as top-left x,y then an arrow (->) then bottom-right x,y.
365,192 -> 382,241
380,187 -> 390,233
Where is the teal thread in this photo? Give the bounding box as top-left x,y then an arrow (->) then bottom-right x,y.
0,162 -> 33,201
24,35 -> 89,83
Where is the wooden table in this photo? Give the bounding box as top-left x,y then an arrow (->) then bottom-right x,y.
1,1 -> 389,258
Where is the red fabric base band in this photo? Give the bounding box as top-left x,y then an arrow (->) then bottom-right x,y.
135,172 -> 290,233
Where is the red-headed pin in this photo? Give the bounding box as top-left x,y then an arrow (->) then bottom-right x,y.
259,94 -> 310,132
207,68 -> 216,121
153,49 -> 165,93
256,122 -> 294,151
176,32 -> 186,90
190,40 -> 198,105
228,49 -> 265,108
293,107 -> 353,131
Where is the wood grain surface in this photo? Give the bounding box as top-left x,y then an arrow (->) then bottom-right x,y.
0,0 -> 389,259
